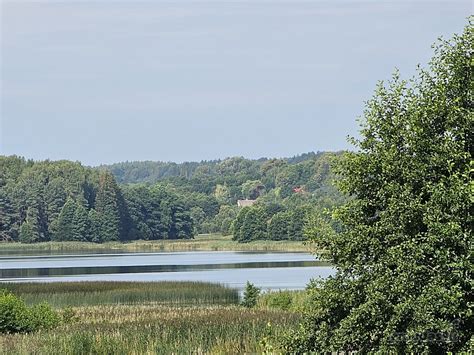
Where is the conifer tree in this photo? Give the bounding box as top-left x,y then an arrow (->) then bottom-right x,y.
44,178 -> 67,236
19,206 -> 43,243
87,209 -> 102,243
95,171 -> 122,242
18,220 -> 34,243
55,197 -> 77,241
72,202 -> 89,242
0,189 -> 19,241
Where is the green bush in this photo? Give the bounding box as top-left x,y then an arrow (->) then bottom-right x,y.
258,291 -> 292,311
257,290 -> 309,312
29,302 -> 61,330
0,289 -> 61,334
0,289 -> 32,333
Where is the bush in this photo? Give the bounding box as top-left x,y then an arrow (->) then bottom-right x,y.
257,290 -> 309,312
0,289 -> 31,333
29,302 -> 61,330
258,291 -> 292,311
0,289 -> 61,334
241,282 -> 260,308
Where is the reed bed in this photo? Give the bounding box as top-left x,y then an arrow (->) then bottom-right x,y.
0,234 -> 310,255
0,305 -> 300,354
0,281 -> 239,307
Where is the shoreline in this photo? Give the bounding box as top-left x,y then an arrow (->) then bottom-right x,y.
0,234 -> 312,254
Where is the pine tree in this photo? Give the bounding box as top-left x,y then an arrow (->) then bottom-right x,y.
44,178 -> 67,237
55,198 -> 77,241
0,189 -> 19,241
18,206 -> 43,243
87,209 -> 102,243
95,171 -> 121,242
241,282 -> 261,308
18,220 -> 34,243
72,202 -> 89,242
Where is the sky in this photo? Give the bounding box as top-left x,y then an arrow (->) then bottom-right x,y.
0,0 -> 471,166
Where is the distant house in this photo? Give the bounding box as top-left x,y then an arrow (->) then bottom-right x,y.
237,199 -> 257,208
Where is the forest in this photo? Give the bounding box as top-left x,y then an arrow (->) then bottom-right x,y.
0,157 -> 193,243
0,151 -> 344,243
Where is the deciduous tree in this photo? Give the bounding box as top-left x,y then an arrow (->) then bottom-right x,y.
283,23 -> 473,353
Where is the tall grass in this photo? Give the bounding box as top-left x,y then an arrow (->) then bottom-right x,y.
0,281 -> 239,307
0,234 -> 310,255
0,305 -> 300,354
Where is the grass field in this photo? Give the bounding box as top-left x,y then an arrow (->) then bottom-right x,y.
0,304 -> 299,354
0,234 -> 311,255
0,281 -> 239,307
0,282 -> 301,354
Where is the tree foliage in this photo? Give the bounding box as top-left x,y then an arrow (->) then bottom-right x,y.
241,282 -> 261,308
283,22 -> 473,353
0,158 -> 195,243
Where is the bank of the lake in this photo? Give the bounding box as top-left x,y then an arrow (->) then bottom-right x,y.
0,281 -> 303,354
0,304 -> 300,354
0,234 -> 311,255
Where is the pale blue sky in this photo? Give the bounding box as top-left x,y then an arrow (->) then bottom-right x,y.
0,1 -> 471,165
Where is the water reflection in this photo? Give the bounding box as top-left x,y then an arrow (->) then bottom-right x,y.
0,251 -> 334,290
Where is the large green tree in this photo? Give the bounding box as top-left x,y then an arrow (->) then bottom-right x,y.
283,23 -> 472,353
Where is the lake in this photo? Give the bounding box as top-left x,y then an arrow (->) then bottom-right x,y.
0,251 -> 333,291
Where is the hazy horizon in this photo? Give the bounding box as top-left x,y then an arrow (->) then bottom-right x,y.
1,0 -> 471,166
1,150 -> 338,168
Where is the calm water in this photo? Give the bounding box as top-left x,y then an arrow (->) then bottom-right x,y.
0,251 -> 333,291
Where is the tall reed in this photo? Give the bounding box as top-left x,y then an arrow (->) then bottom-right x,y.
0,281 -> 239,307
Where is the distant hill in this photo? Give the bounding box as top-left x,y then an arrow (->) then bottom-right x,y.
100,151 -> 329,184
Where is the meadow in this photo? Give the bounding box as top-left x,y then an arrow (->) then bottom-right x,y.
0,234 -> 310,255
0,282 -> 304,354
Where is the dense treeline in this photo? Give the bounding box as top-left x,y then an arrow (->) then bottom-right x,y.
0,157 -> 193,243
0,152 -> 343,243
232,205 -> 311,243
103,152 -> 345,240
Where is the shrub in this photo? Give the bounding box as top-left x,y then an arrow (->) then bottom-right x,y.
0,289 -> 32,333
0,289 -> 61,334
257,290 -> 310,312
241,282 -> 260,308
29,302 -> 61,330
258,291 -> 292,311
